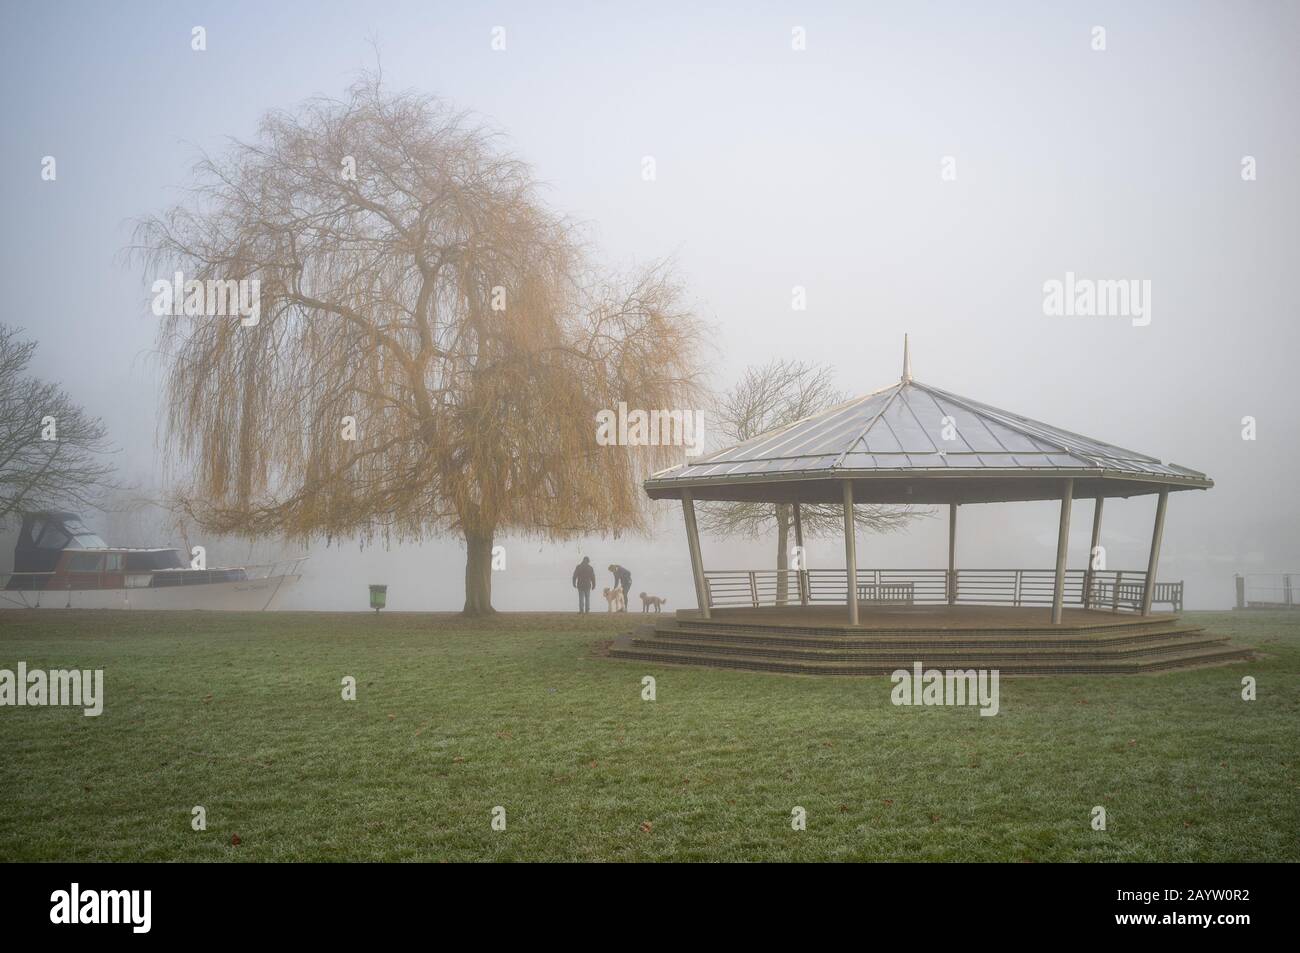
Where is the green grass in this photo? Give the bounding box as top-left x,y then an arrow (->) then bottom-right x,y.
0,608 -> 1296,862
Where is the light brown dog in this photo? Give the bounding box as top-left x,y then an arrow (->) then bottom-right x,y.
639,592 -> 667,613
602,587 -> 626,612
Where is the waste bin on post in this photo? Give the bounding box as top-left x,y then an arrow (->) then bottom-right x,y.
369,584 -> 387,612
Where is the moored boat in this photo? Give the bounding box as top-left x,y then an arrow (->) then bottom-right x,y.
1,512 -> 305,610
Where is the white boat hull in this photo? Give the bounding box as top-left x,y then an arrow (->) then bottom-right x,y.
0,574 -> 300,611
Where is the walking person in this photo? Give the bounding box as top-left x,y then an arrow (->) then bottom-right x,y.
572,556 -> 596,613
608,563 -> 632,612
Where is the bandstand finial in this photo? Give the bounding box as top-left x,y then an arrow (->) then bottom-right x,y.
902,334 -> 912,383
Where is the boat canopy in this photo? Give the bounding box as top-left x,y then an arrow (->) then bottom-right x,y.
14,512 -> 107,573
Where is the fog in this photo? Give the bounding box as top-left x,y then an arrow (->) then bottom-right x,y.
2,1 -> 1297,610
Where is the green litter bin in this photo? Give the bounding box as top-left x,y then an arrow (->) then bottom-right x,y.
369,584 -> 388,612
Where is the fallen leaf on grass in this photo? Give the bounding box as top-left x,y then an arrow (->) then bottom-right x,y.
639,821 -> 653,834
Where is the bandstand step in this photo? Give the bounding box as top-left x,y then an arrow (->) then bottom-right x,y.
626,633 -> 1230,663
647,622 -> 1210,652
607,642 -> 1253,676
608,613 -> 1254,676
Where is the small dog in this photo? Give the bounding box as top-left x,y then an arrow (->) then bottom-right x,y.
639,592 -> 667,613
603,587 -> 626,613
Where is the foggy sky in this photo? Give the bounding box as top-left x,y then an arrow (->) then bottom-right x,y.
2,1 -> 1297,610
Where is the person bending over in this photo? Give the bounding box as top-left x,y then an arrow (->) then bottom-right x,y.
608,563 -> 632,613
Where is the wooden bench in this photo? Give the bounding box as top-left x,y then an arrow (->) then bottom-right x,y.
1102,580 -> 1183,612
856,582 -> 915,606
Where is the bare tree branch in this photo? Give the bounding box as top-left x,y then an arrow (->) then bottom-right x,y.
0,325 -> 117,524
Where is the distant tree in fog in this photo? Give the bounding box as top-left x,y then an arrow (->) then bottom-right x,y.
0,324 -> 115,524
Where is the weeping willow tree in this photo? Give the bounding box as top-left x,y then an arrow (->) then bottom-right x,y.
131,75 -> 705,614
698,360 -> 924,604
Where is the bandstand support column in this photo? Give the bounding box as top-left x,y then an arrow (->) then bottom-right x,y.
947,503 -> 957,605
1141,489 -> 1169,616
1084,497 -> 1104,609
842,481 -> 858,625
1051,478 -> 1074,625
792,502 -> 808,606
682,490 -> 710,620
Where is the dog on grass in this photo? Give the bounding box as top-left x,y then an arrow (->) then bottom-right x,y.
639,593 -> 667,613
602,587 -> 626,612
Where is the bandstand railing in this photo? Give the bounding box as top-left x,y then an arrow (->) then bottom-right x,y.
1235,572 -> 1300,610
701,568 -> 1182,614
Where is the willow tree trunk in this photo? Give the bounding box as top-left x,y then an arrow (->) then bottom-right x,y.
463,530 -> 496,616
775,503 -> 791,607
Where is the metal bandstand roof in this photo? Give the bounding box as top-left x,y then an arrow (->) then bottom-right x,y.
644,342 -> 1212,506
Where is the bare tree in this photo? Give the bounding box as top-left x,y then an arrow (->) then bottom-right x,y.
0,324 -> 115,524
697,360 -> 924,603
130,75 -> 705,614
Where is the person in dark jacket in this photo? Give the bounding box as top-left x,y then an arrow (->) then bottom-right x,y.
572,556 -> 596,613
608,564 -> 632,612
